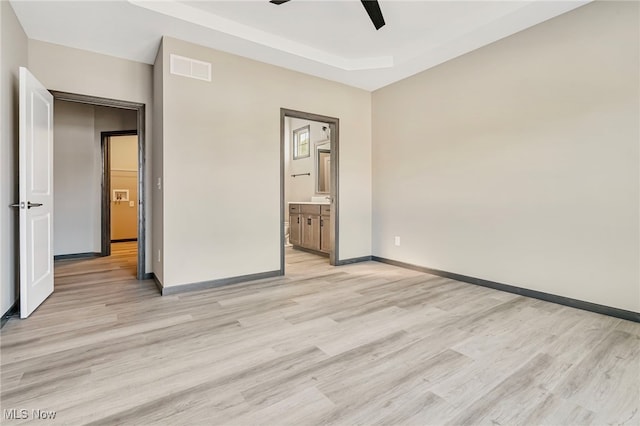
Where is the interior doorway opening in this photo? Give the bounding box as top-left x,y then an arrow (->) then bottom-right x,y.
51,91 -> 146,280
280,109 -> 339,274
101,131 -> 138,278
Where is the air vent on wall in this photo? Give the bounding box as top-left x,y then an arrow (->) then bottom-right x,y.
170,54 -> 212,82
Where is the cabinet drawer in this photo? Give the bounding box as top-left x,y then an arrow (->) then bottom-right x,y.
300,204 -> 321,215
289,204 -> 301,214
321,205 -> 331,215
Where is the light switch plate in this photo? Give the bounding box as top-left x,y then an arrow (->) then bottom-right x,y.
129,201 -> 134,207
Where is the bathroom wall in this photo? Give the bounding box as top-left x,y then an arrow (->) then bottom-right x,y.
284,117 -> 330,208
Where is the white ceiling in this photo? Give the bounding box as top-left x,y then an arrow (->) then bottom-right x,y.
10,0 -> 588,91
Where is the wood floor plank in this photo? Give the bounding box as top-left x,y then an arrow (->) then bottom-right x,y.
317,349 -> 472,425
446,353 -> 557,425
553,329 -> 640,423
522,393 -> 596,426
1,243 -> 638,425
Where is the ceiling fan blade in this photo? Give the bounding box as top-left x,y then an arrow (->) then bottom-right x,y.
269,0 -> 291,4
360,0 -> 385,30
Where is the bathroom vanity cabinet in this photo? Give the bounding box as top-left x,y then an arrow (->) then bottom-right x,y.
320,204 -> 331,253
289,203 -> 331,254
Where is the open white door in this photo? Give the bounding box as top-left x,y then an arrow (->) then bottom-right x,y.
18,67 -> 54,318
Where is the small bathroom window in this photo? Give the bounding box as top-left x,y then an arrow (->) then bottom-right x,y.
293,125 -> 310,160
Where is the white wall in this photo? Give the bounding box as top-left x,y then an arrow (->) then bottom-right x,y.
152,40 -> 164,283
284,117 -> 330,207
53,101 -> 136,256
372,1 -> 640,312
28,40 -> 153,271
0,1 -> 28,315
159,36 -> 372,288
111,135 -> 138,171
53,100 -> 96,255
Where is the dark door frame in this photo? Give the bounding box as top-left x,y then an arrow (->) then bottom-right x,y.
280,108 -> 340,271
101,130 -> 138,256
51,91 -> 147,280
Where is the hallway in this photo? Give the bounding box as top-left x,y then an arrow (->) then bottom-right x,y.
36,241 -> 149,319
56,241 -> 138,280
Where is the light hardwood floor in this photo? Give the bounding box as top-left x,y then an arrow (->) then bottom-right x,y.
1,245 -> 638,425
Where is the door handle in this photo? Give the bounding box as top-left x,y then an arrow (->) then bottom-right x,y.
11,202 -> 45,209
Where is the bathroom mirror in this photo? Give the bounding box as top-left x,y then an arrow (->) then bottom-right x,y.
316,144 -> 331,194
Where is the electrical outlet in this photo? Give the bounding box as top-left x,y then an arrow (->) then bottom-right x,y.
129,201 -> 134,207
157,249 -> 161,263
394,236 -> 401,246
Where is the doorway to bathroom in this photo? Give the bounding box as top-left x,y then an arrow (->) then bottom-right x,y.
280,109 -> 339,273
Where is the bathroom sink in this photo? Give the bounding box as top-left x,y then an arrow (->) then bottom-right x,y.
291,201 -> 329,205
311,196 -> 331,202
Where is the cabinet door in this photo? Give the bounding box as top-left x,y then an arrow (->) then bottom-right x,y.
290,213 -> 302,246
320,215 -> 331,253
302,215 -> 321,251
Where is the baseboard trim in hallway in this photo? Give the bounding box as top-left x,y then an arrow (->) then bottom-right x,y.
372,256 -> 640,323
111,238 -> 138,243
54,252 -> 101,261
